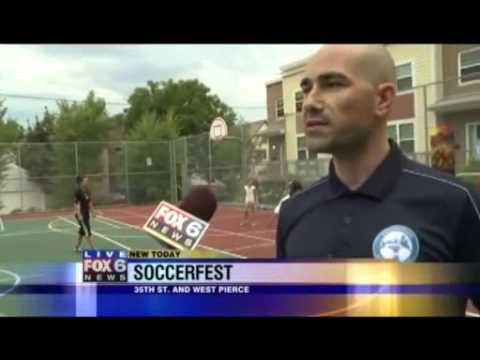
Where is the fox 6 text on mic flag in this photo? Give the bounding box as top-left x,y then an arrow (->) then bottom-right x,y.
143,201 -> 210,251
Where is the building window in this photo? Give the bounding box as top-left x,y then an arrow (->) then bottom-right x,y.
459,48 -> 480,84
388,121 -> 415,154
254,149 -> 268,162
395,63 -> 413,92
269,142 -> 281,161
295,91 -> 304,113
297,136 -> 317,160
275,98 -> 284,119
466,122 -> 480,162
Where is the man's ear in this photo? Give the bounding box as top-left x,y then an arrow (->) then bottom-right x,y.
375,83 -> 396,118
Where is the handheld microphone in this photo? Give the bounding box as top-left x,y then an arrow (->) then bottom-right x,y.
143,186 -> 217,251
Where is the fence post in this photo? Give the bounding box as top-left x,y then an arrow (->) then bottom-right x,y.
183,136 -> 188,196
124,143 -> 130,203
208,136 -> 212,184
17,144 -> 24,212
279,143 -> 284,178
74,142 -> 79,176
171,140 -> 178,203
240,124 -> 247,183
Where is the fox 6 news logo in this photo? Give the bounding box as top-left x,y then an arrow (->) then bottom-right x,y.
143,202 -> 209,251
82,250 -> 128,282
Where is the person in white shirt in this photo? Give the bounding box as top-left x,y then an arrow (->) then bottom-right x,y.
274,180 -> 303,216
241,178 -> 258,226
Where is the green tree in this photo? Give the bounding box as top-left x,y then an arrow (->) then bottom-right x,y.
49,92 -> 113,208
125,79 -> 237,136
0,101 -> 24,142
125,110 -> 180,204
54,91 -> 111,142
21,107 -> 56,193
0,99 -> 24,210
109,112 -> 127,141
128,108 -> 181,141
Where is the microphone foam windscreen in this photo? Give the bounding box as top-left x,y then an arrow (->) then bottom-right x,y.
179,186 -> 217,222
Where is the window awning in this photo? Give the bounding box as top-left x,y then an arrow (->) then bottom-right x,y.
255,128 -> 285,137
253,122 -> 285,138
428,93 -> 480,114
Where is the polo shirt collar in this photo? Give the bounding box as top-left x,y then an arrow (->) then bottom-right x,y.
326,139 -> 404,200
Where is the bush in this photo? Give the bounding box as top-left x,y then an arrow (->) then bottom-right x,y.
457,175 -> 480,192
457,161 -> 480,192
128,175 -> 171,204
459,160 -> 480,173
257,180 -> 288,207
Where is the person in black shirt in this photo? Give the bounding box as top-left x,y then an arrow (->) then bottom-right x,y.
74,175 -> 95,252
274,180 -> 303,216
276,44 -> 480,312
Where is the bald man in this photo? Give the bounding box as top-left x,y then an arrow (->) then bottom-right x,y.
276,45 -> 479,312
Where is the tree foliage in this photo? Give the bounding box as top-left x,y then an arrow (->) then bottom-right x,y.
0,100 -> 25,210
21,107 -> 56,193
125,79 -> 237,136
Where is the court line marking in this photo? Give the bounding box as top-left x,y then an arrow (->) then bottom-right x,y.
105,208 -> 272,224
104,209 -> 267,256
211,215 -> 244,220
194,244 -> 246,259
48,219 -> 82,236
94,217 -> 121,229
204,233 -> 235,237
204,228 -> 275,237
0,269 -> 21,298
97,214 -> 245,259
101,210 -> 274,243
225,242 -> 275,252
97,215 -> 142,230
109,210 -> 275,243
49,218 -> 128,236
0,217 -> 4,232
13,274 -> 45,281
242,229 -> 276,235
0,274 -> 45,283
106,209 -> 270,222
108,235 -> 150,239
102,208 -> 276,240
57,217 -> 131,251
103,209 -> 148,220
207,229 -> 275,242
0,229 -> 53,238
208,227 -> 275,243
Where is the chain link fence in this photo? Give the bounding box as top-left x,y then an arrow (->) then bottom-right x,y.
2,135 -> 479,216
0,123 -> 329,215
0,141 -> 173,214
3,69 -> 480,215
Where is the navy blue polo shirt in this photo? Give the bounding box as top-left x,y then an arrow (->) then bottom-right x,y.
277,140 -> 480,264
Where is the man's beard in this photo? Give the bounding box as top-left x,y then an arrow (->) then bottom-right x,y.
306,126 -> 372,158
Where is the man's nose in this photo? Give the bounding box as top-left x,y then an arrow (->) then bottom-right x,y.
303,87 -> 324,113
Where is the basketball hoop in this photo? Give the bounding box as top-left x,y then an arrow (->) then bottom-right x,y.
209,117 -> 228,142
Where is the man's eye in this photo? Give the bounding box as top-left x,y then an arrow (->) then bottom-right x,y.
302,86 -> 311,94
325,79 -> 343,87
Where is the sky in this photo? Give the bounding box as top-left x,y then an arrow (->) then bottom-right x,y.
0,44 -> 323,127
